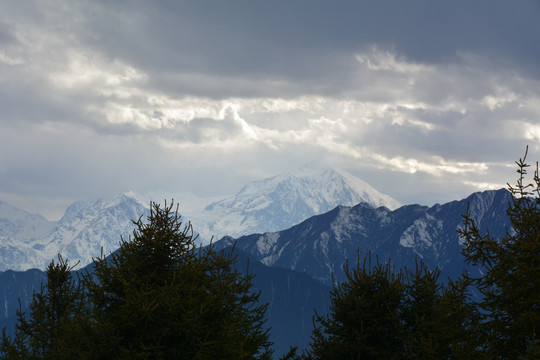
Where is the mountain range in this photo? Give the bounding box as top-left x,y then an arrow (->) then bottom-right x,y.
0,168 -> 399,271
0,169 -> 513,356
0,193 -> 149,271
213,188 -> 512,285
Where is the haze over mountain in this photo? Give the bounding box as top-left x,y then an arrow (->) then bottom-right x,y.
0,168 -> 399,271
0,201 -> 56,270
0,193 -> 148,271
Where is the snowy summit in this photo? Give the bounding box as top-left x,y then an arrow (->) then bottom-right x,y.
192,168 -> 400,240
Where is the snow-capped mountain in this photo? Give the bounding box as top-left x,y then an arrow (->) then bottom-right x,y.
38,192 -> 149,269
0,168 -> 399,270
0,201 -> 55,243
0,188 -> 514,356
0,193 -> 149,271
213,188 -> 512,284
0,201 -> 56,270
192,168 -> 401,240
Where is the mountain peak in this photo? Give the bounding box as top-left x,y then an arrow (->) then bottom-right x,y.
194,167 -> 401,240
252,167 -> 400,210
213,188 -> 513,285
0,192 -> 151,271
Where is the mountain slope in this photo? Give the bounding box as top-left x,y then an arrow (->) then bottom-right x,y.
38,192 -> 149,270
194,168 -> 400,240
214,188 -> 512,284
0,193 -> 149,271
0,269 -> 47,333
0,201 -> 55,242
0,201 -> 56,270
224,247 -> 331,356
0,169 -> 399,270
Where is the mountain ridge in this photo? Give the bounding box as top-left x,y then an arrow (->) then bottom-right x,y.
213,188 -> 512,284
0,187 -> 514,357
0,193 -> 149,271
193,168 -> 400,240
0,168 -> 400,270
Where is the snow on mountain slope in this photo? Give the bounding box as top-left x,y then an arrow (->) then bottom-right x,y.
332,168 -> 401,210
38,192 -> 149,270
0,238 -> 41,271
0,193 -> 149,271
214,189 -> 512,285
193,168 -> 401,240
0,201 -> 56,270
0,201 -> 55,244
0,169 -> 400,270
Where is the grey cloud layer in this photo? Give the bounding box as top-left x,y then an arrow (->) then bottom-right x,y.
1,0 -> 539,218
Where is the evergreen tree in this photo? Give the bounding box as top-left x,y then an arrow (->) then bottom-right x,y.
401,263 -> 444,360
2,201 -> 272,360
435,274 -> 483,360
459,147 -> 540,359
308,256 -> 405,360
81,201 -> 273,359
401,264 -> 480,360
306,256 -> 478,360
1,256 -> 83,360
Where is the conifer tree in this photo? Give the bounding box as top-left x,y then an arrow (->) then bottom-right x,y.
80,201 -> 272,359
306,256 -> 479,360
459,147 -> 540,359
435,275 -> 482,360
308,256 -> 405,360
2,201 -> 272,360
401,263 -> 443,360
0,256 -> 83,360
401,264 -> 480,360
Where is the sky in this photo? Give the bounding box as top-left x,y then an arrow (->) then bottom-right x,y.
1,0 -> 540,220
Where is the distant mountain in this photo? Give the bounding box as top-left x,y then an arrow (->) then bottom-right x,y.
193,168 -> 401,240
0,193 -> 149,271
0,201 -> 56,242
0,201 -> 56,270
214,189 -> 513,284
0,188 -> 515,356
1,168 -> 399,270
38,192 -> 149,269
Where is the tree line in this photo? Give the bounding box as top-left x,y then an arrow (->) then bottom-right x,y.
2,150 -> 539,359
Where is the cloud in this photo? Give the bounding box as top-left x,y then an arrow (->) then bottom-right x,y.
1,0 -> 540,219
